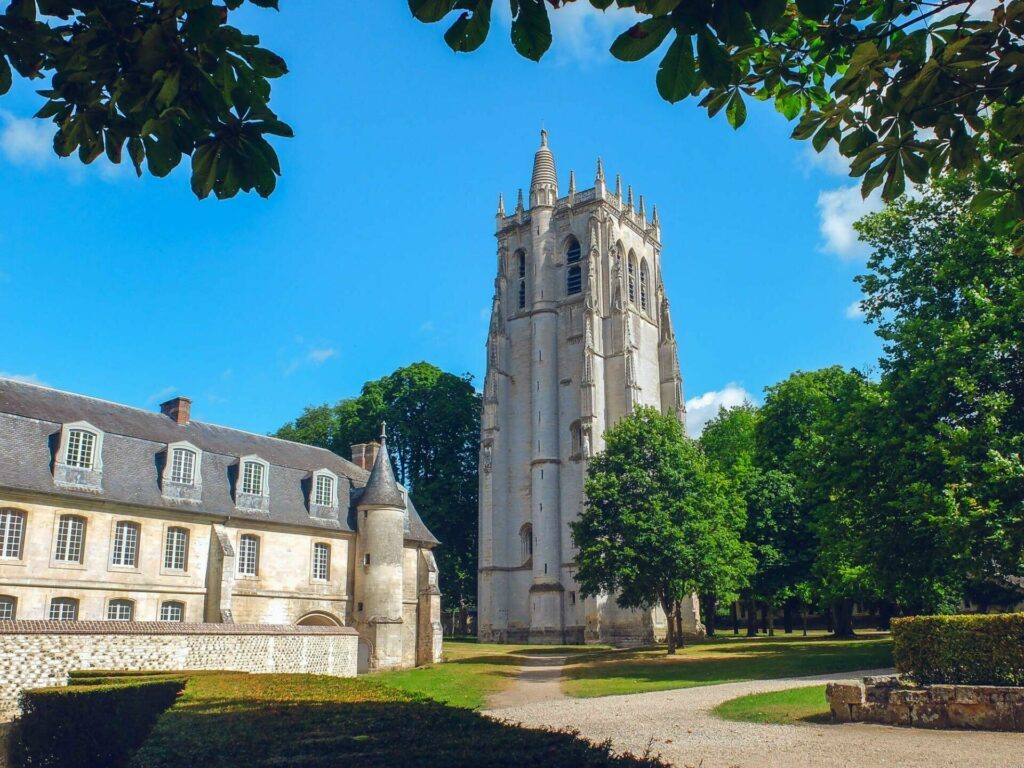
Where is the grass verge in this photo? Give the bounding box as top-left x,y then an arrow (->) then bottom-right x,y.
711,684 -> 829,724
562,632 -> 892,698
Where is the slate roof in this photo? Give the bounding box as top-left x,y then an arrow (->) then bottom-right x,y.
0,378 -> 438,545
359,435 -> 407,509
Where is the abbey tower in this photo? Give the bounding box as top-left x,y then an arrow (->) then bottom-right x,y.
478,131 -> 703,645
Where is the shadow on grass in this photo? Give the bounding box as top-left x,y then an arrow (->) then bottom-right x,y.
131,675 -> 670,768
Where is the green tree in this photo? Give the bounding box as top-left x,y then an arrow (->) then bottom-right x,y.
0,0 -> 290,199
277,362 -> 482,618
701,404 -> 810,636
851,175 -> 1024,609
411,0 -> 1024,242
572,406 -> 752,652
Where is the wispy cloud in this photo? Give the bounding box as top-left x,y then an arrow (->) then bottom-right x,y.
845,299 -> 865,319
307,347 -> 336,365
0,371 -> 46,386
817,185 -> 883,261
146,385 -> 178,404
801,143 -> 850,177
0,110 -> 53,167
494,3 -> 637,66
684,383 -> 755,438
419,320 -> 435,334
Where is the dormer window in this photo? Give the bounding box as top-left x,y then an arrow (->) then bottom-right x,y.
314,472 -> 335,507
54,421 -> 104,491
161,441 -> 202,503
236,455 -> 270,513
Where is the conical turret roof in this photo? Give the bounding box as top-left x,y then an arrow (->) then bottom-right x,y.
530,129 -> 557,191
358,424 -> 406,508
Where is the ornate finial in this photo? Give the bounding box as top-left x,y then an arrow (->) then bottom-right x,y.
497,192 -> 505,217
568,169 -> 576,195
540,128 -> 548,147
652,204 -> 660,226
638,194 -> 646,220
626,185 -> 634,208
596,158 -> 605,184
380,421 -> 387,444
516,188 -> 524,211
615,174 -> 622,199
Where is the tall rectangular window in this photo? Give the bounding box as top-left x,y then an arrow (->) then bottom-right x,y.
54,515 -> 85,563
170,447 -> 196,485
241,461 -> 264,495
312,542 -> 330,581
49,598 -> 78,621
163,527 -> 188,571
314,475 -> 334,507
238,534 -> 259,576
0,509 -> 25,560
111,521 -> 140,567
65,429 -> 95,468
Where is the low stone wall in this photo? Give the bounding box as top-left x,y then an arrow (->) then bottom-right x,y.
828,674 -> 1024,731
0,620 -> 359,719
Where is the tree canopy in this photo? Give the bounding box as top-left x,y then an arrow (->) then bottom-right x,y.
277,362 -> 481,613
411,0 -> 1024,245
572,406 -> 752,651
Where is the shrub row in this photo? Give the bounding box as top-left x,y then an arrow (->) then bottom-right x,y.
15,676 -> 185,768
892,612 -> 1024,686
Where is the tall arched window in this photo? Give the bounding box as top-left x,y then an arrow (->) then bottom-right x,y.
517,251 -> 527,309
566,239 -> 582,296
627,253 -> 637,305
520,523 -> 533,564
640,259 -> 650,311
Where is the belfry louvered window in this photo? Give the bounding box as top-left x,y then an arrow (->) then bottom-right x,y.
517,251 -> 527,309
627,256 -> 637,305
640,259 -> 650,311
566,239 -> 582,296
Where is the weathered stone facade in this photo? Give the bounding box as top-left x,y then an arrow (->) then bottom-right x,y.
828,675 -> 1024,731
0,379 -> 443,674
478,132 -> 702,645
0,621 -> 358,718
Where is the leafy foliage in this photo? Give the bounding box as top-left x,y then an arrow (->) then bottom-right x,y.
0,0 -> 291,199
410,0 -> 1024,246
277,362 -> 481,612
892,613 -> 1024,685
572,406 -> 752,649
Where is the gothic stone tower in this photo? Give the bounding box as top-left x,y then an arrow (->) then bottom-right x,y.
478,131 -> 703,645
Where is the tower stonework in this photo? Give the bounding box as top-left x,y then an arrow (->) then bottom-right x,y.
478,132 -> 703,645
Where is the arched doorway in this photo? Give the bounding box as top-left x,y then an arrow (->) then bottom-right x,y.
296,611 -> 342,627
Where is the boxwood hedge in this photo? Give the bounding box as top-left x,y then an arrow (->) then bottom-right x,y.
892,613 -> 1024,686
15,675 -> 185,768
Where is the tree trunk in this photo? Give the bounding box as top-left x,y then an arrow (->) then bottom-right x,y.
767,603 -> 775,636
674,600 -> 685,649
731,602 -> 739,635
783,603 -> 793,634
825,606 -> 834,634
801,604 -> 808,636
759,603 -> 768,634
702,593 -> 717,637
833,598 -> 856,638
745,598 -> 758,636
663,595 -> 677,655
877,601 -> 894,631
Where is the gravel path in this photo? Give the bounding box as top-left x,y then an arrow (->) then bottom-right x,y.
485,669 -> 1023,768
486,654 -> 568,710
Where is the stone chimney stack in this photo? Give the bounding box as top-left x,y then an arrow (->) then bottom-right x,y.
351,441 -> 381,471
160,396 -> 191,425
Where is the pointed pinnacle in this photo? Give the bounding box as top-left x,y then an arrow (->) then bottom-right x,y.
497,192 -> 505,216
596,157 -> 605,183
568,169 -> 576,194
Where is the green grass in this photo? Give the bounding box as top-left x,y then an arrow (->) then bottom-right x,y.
130,673 -> 668,768
376,641 -> 606,709
562,632 -> 892,698
712,684 -> 830,724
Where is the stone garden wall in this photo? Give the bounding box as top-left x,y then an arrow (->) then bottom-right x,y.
828,674 -> 1024,731
0,621 -> 359,719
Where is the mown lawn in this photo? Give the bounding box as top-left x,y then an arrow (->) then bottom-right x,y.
376,641 -> 606,709
562,632 -> 892,698
130,673 -> 666,768
712,684 -> 830,724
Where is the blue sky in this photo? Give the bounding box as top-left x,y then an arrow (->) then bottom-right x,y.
0,3 -> 883,438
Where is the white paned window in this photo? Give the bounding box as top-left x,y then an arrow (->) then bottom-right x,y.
164,527 -> 188,571
159,601 -> 184,622
49,598 -> 78,621
0,596 -> 15,620
241,461 -> 265,495
54,515 -> 85,563
238,534 -> 259,576
314,474 -> 334,507
170,447 -> 196,485
107,599 -> 133,621
312,542 -> 330,581
65,429 -> 96,468
111,521 -> 140,567
0,509 -> 25,559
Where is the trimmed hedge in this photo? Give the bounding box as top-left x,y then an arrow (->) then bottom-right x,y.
15,676 -> 185,768
892,613 -> 1024,686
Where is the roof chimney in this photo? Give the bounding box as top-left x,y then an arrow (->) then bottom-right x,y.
351,441 -> 381,472
160,396 -> 191,425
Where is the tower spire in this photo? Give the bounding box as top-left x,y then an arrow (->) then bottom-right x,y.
615,174 -> 622,202
638,194 -> 646,222
530,129 -> 558,207
497,192 -> 505,217
359,423 -> 405,508
516,188 -> 524,213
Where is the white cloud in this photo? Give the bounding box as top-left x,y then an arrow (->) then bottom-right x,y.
307,347 -> 336,365
419,321 -> 435,334
494,2 -> 637,65
684,384 -> 755,438
0,371 -> 45,386
845,299 -> 865,319
0,110 -> 52,167
801,143 -> 850,177
146,385 -> 177,404
817,184 -> 883,260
